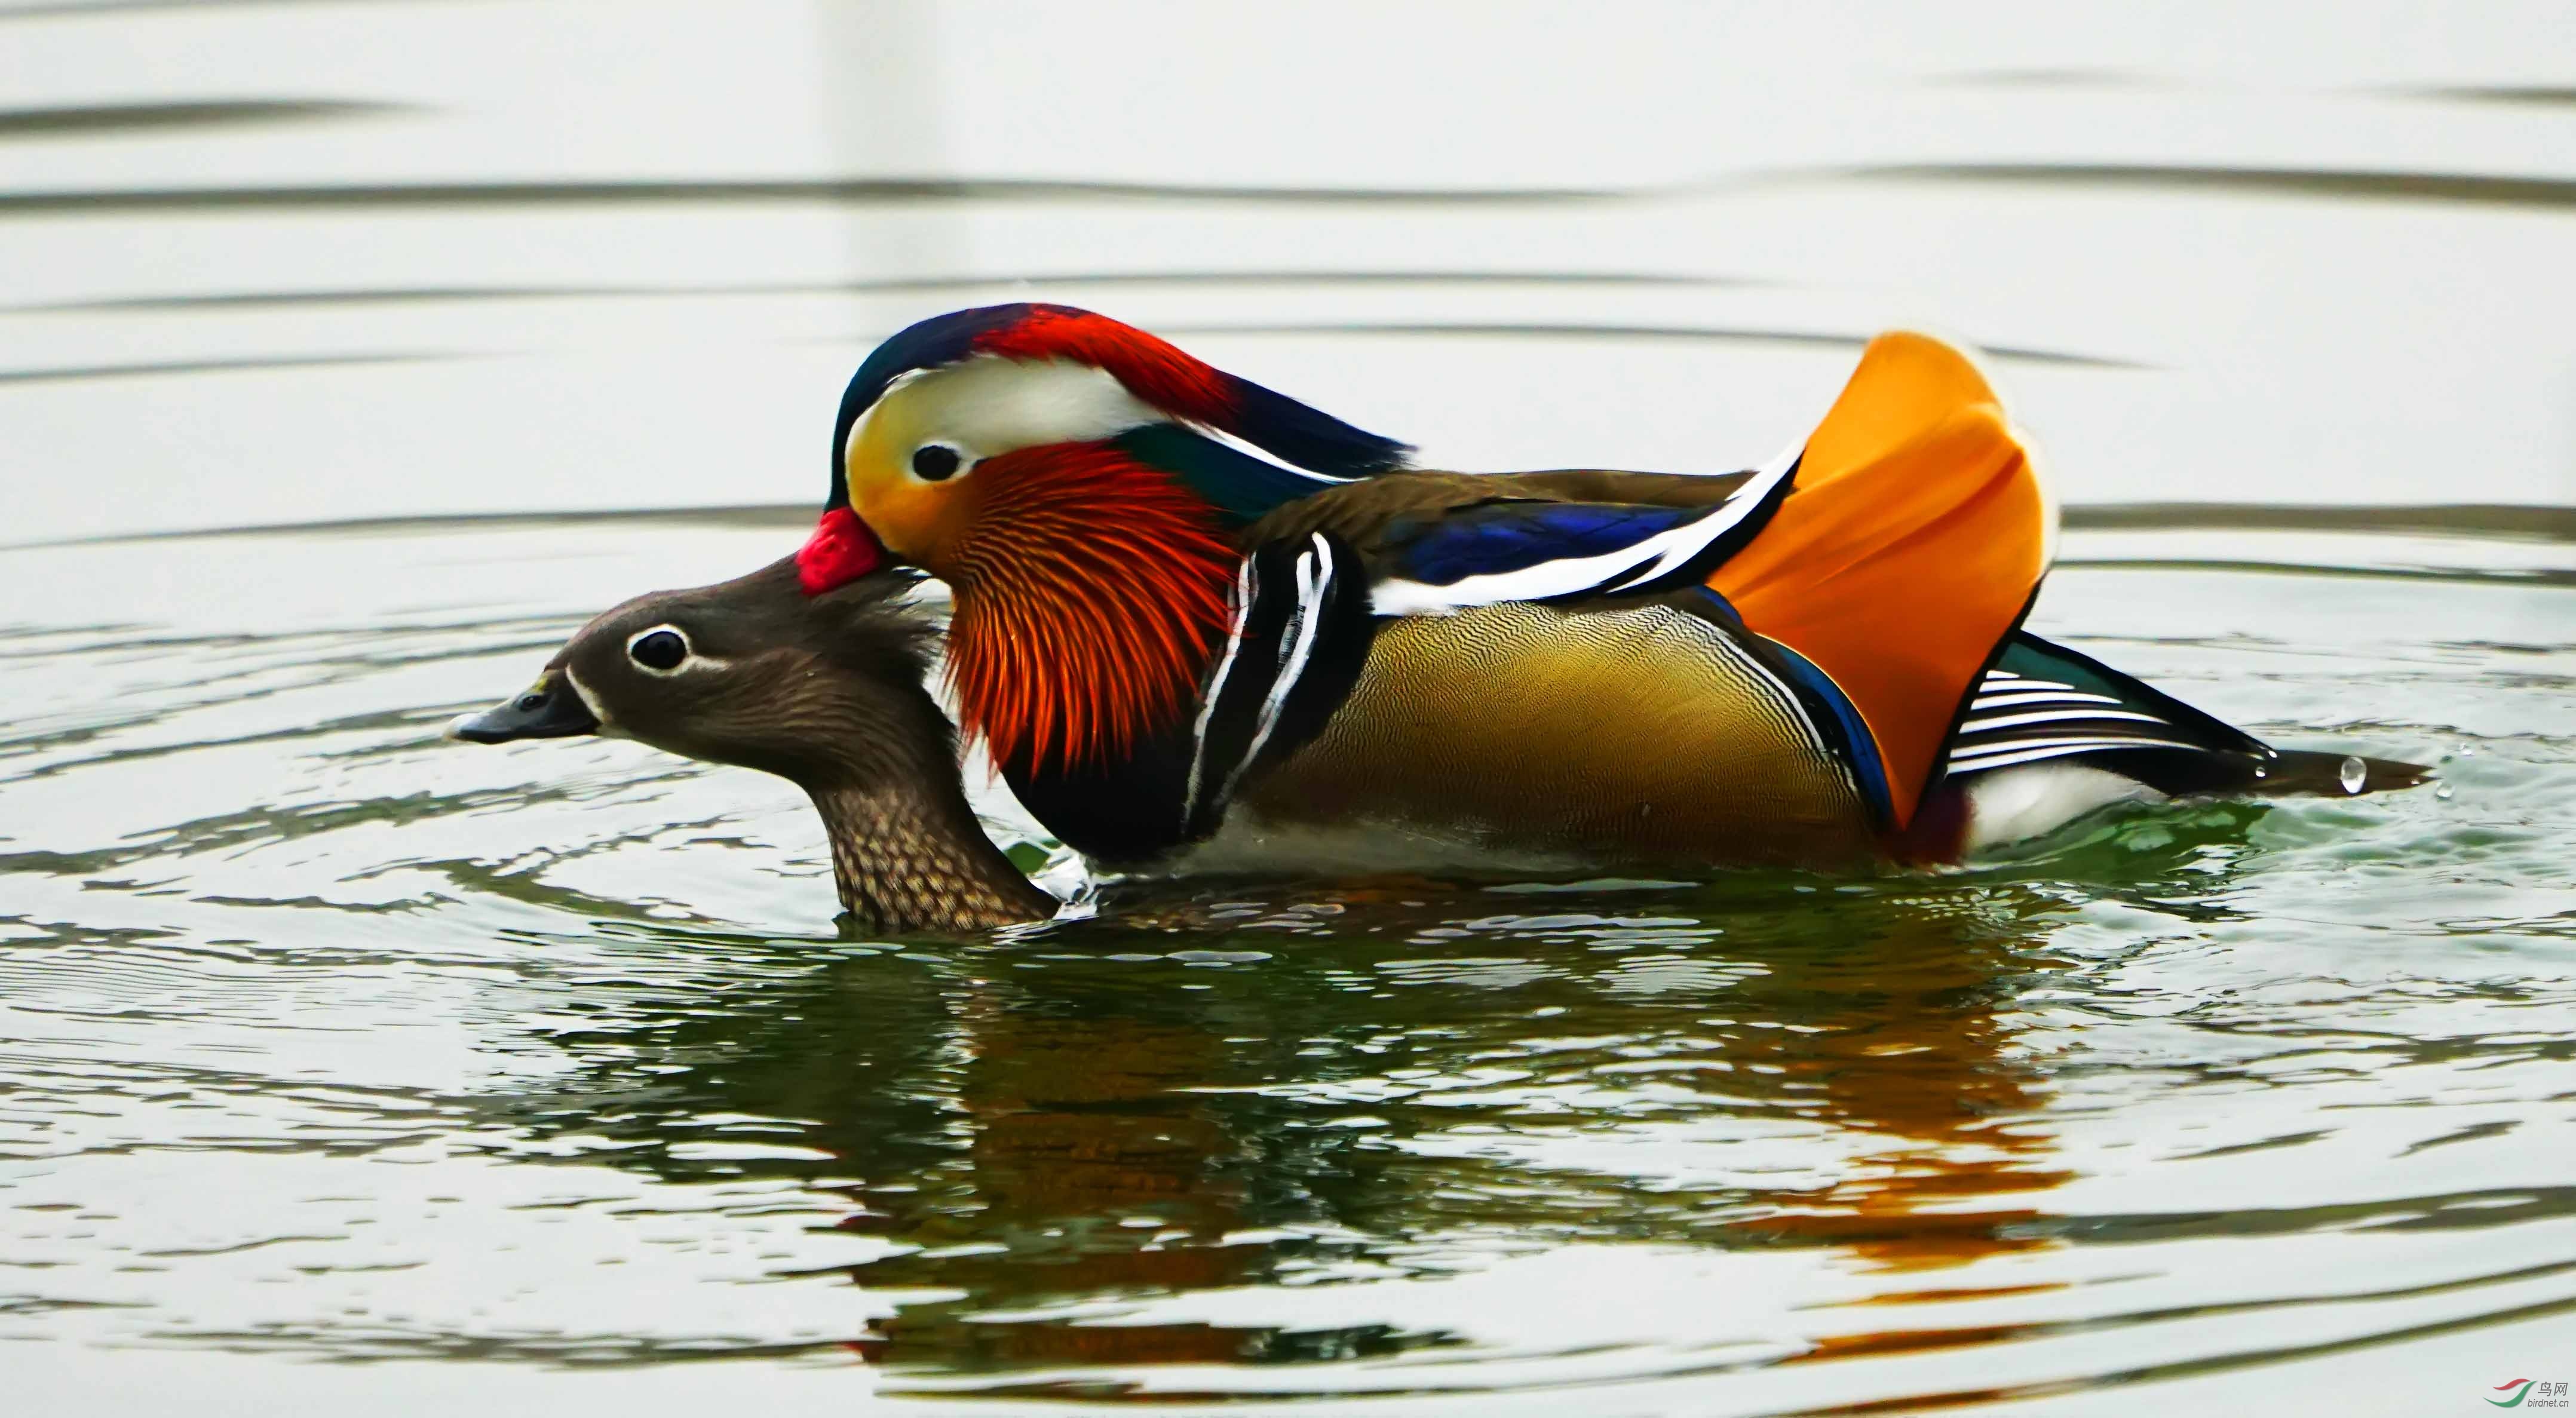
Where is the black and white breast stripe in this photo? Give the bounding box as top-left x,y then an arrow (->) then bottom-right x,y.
1942,668 -> 2205,775
1183,533 -> 1376,834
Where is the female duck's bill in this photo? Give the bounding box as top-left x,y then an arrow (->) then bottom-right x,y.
448,558 -> 1059,935
450,674 -> 597,743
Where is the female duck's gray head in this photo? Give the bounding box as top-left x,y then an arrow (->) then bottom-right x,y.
451,558 -> 1053,934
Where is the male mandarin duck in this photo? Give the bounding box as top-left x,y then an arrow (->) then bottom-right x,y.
453,305 -> 2421,928
777,303 -> 2416,874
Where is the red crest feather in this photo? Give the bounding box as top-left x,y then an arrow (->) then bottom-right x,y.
943,441 -> 1238,772
975,308 -> 1240,428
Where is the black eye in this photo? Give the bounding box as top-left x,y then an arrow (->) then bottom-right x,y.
628,628 -> 688,671
910,444 -> 963,481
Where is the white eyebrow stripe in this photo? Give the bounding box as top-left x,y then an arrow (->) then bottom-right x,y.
847,367 -> 932,464
858,357 -> 1161,466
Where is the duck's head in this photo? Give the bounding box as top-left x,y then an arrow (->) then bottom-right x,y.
452,558 -> 946,783
797,303 -> 1413,592
795,303 -> 1410,771
449,558 -> 1054,932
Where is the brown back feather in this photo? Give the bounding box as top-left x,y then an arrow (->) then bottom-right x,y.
1240,467 -> 1756,553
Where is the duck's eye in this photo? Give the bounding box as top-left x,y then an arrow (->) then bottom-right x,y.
627,627 -> 689,673
910,443 -> 964,482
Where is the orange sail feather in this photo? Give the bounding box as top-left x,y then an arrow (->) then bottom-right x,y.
1709,333 -> 2051,828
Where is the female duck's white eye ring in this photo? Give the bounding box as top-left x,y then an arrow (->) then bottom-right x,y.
909,442 -> 968,483
626,624 -> 691,674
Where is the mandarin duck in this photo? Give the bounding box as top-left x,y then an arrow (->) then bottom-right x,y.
768,304 -> 2418,874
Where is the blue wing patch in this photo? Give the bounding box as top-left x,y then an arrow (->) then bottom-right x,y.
1391,502 -> 1710,587
1367,458 -> 1799,617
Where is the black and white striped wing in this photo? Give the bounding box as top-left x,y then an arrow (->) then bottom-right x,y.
1943,632 -> 2273,779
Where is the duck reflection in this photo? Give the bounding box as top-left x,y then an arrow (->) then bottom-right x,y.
1705,895 -> 2075,1273
482,870 -> 2088,1379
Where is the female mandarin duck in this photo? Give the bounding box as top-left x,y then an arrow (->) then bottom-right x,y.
770,303 -> 2412,875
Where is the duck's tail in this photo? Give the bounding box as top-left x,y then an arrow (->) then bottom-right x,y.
2242,750 -> 2430,797
1700,336 -> 2432,846
1900,625 -> 2431,860
1707,332 -> 2053,830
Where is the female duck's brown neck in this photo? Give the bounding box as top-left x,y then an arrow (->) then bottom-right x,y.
807,780 -> 1056,934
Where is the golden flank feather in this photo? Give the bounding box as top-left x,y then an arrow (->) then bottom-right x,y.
1241,599 -> 1875,865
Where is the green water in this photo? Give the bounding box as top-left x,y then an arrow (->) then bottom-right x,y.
5,1 -> 2576,1411
4,520 -> 2569,1413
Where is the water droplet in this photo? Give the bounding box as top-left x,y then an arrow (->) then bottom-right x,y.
2338,756 -> 2368,794
2435,781 -> 2455,800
